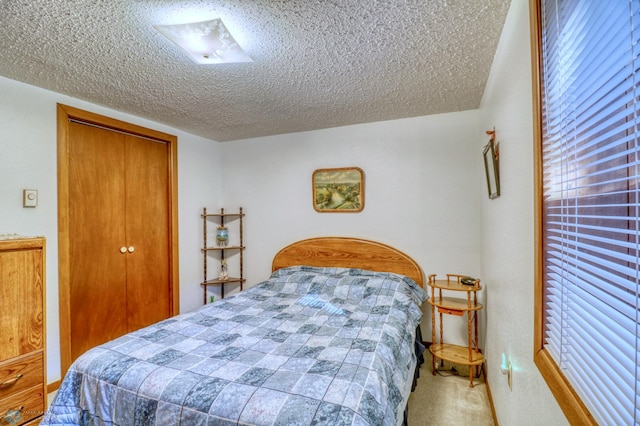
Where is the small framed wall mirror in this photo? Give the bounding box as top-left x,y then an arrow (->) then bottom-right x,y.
483,133 -> 500,199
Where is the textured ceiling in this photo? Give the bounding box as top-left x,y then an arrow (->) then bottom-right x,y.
0,0 -> 511,142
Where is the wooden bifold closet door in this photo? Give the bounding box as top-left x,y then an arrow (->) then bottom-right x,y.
57,104 -> 179,376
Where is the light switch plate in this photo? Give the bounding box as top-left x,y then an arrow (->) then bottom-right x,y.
23,189 -> 38,207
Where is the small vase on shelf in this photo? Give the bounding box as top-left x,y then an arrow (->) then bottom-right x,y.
218,259 -> 228,280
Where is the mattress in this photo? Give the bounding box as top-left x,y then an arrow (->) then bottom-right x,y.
42,266 -> 424,425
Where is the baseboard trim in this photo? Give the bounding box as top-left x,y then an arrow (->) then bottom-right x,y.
47,380 -> 61,394
484,366 -> 499,426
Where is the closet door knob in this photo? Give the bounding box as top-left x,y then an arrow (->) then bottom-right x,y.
120,247 -> 127,254
128,246 -> 135,253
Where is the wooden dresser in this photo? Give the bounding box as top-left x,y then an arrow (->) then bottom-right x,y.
0,236 -> 46,425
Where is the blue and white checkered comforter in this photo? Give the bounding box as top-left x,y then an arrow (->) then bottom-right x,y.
42,266 -> 424,426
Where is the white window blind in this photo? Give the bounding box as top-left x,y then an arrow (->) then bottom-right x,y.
540,1 -> 640,425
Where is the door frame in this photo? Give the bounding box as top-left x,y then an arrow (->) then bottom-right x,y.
56,103 -> 180,376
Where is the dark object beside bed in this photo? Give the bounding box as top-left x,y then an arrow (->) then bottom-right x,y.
43,238 -> 425,426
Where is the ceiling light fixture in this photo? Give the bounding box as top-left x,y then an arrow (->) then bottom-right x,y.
154,18 -> 252,64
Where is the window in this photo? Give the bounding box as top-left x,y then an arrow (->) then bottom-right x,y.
532,0 -> 640,424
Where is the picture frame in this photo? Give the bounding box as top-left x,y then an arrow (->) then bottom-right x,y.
313,167 -> 364,212
483,136 -> 500,199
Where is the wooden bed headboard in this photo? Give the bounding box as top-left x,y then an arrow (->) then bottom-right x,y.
271,237 -> 424,287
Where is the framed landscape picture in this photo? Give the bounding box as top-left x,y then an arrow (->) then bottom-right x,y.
313,167 -> 364,212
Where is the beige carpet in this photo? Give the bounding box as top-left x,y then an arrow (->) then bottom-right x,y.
408,354 -> 495,425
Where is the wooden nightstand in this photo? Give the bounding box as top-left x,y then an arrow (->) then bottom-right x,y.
427,273 -> 484,387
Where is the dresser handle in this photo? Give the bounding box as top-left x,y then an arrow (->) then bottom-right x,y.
0,373 -> 23,387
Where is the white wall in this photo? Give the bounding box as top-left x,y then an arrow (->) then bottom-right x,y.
220,111 -> 486,344
478,0 -> 567,424
0,75 -> 222,384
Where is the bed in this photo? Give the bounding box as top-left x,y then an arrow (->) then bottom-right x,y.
43,237 -> 425,426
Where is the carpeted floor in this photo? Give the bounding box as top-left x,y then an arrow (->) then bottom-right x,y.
408,353 -> 494,425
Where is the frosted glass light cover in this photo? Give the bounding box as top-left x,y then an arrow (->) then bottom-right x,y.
154,18 -> 252,64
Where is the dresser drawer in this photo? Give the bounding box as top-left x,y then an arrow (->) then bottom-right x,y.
0,352 -> 43,400
0,384 -> 45,425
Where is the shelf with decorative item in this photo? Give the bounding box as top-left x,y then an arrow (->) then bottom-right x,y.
202,245 -> 245,252
201,207 -> 244,302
